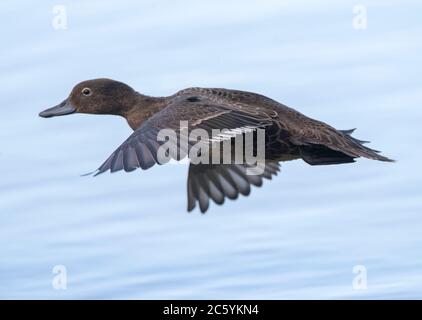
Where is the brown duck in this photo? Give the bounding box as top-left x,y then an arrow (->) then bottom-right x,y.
39,78 -> 393,213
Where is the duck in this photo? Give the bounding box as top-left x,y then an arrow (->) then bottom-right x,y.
39,78 -> 393,213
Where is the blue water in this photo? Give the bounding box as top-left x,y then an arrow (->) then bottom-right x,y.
1,0 -> 421,299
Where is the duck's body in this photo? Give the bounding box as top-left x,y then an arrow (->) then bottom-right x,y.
40,79 -> 393,213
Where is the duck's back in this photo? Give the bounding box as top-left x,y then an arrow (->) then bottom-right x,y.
172,87 -> 392,164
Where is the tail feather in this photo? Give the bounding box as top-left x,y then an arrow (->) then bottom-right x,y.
342,133 -> 394,162
339,128 -> 356,135
340,128 -> 370,144
300,128 -> 394,165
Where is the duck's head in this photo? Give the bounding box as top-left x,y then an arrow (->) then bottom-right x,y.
39,78 -> 137,118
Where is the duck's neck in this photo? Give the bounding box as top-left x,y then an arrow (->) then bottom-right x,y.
123,93 -> 168,130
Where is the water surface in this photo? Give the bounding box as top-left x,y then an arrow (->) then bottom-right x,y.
0,0 -> 421,299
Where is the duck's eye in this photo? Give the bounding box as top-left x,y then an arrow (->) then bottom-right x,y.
82,88 -> 92,96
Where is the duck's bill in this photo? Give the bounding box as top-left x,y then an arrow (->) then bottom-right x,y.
39,99 -> 76,118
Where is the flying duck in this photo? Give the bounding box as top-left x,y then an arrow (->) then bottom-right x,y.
39,78 -> 393,213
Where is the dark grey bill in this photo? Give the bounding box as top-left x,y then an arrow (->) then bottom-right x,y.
39,99 -> 76,118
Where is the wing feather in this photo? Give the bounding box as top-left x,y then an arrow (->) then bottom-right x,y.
94,93 -> 273,175
187,162 -> 281,213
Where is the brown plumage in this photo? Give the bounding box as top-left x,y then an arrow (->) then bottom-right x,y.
39,78 -> 393,213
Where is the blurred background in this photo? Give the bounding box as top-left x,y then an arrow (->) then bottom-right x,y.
0,0 -> 421,299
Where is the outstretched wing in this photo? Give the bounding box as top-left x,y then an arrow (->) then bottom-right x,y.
94,92 -> 274,175
187,161 -> 281,213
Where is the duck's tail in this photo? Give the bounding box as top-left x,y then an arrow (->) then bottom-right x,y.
300,128 -> 394,165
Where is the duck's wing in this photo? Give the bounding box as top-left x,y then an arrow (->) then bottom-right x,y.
187,161 -> 280,213
94,92 -> 274,175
